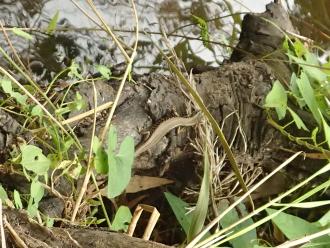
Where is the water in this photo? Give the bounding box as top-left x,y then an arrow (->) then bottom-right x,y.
0,0 -> 329,83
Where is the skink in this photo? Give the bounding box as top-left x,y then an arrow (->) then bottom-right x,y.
135,113 -> 201,157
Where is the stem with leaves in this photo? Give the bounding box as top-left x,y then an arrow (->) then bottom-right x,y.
152,38 -> 254,209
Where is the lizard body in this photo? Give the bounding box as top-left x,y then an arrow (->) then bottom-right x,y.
135,113 -> 201,157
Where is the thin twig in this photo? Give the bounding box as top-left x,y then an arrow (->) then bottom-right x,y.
0,200 -> 6,248
0,66 -> 83,150
70,0 -> 106,30
64,230 -> 82,248
90,172 -> 112,228
99,0 -> 139,143
187,153 -> 302,248
275,227 -> 330,248
3,216 -> 28,248
0,22 -> 28,73
70,79 -> 98,222
86,0 -> 130,61
70,0 -> 130,61
61,101 -> 113,125
155,29 -> 255,209
30,101 -> 112,134
0,46 -> 57,112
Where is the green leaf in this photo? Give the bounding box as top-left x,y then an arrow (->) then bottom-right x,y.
12,27 -> 33,40
45,216 -> 54,227
0,76 -> 12,93
73,92 -> 85,111
107,135 -> 134,198
26,178 -> 44,218
292,38 -> 307,58
266,208 -> 330,247
13,190 -> 23,209
56,92 -> 85,116
106,127 -> 134,198
311,127 -> 319,145
191,15 -> 210,49
218,199 -> 257,248
289,73 -> 305,108
107,153 -> 117,197
108,125 -> 117,155
46,11 -> 59,34
164,192 -> 192,235
282,36 -> 291,53
95,65 -> 112,80
315,89 -> 330,120
31,105 -> 43,117
321,113 -> 330,149
20,145 -> 51,175
0,184 -> 8,202
296,71 -> 322,125
187,149 -> 210,242
27,201 -> 38,218
68,60 -> 83,79
57,93 -> 86,116
92,136 -> 108,174
111,206 -> 132,232
304,52 -> 328,83
116,136 -> 135,170
0,77 -> 27,105
12,92 -> 27,105
322,60 -> 330,75
0,185 -> 13,207
288,53 -> 327,83
64,137 -> 74,151
30,179 -> 44,204
269,209 -> 311,237
55,106 -> 71,116
264,80 -> 287,120
287,107 -> 308,131
317,210 -> 330,227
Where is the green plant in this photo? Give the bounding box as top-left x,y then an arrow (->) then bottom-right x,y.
265,38 -> 330,154
0,14 -> 136,227
192,15 -> 211,49
184,38 -> 330,247
266,207 -> 330,247
111,206 -> 133,232
165,148 -> 211,242
93,126 -> 135,198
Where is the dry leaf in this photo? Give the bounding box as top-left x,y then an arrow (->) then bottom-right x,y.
126,175 -> 174,193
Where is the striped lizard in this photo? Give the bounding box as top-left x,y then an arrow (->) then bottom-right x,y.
135,112 -> 202,157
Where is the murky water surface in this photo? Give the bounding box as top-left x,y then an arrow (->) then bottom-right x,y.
0,0 -> 329,83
